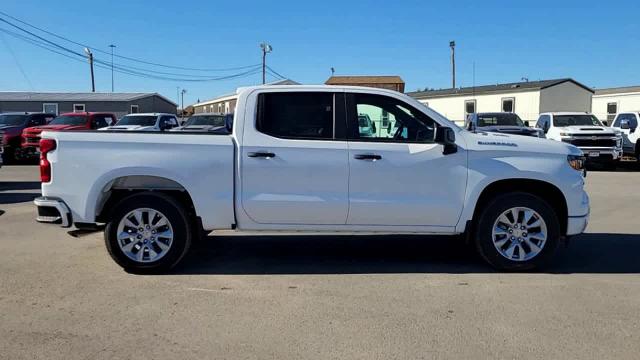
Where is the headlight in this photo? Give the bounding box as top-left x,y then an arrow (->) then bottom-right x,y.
560,132 -> 571,137
567,154 -> 586,172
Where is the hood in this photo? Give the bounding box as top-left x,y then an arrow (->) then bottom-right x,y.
477,125 -> 541,136
558,126 -> 615,134
25,124 -> 87,133
171,125 -> 226,133
99,125 -> 156,131
462,130 -> 581,156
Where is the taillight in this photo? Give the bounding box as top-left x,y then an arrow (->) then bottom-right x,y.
40,138 -> 56,183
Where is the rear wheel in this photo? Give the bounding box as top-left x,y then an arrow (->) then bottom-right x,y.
105,192 -> 192,273
474,192 -> 560,271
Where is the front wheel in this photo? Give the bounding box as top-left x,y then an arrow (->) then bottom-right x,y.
474,192 -> 560,271
105,192 -> 193,273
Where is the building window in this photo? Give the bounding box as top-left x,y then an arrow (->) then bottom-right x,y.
130,105 -> 139,114
607,102 -> 618,123
464,100 -> 476,115
502,97 -> 515,113
42,103 -> 58,116
73,104 -> 85,113
218,104 -> 222,113
209,105 -> 214,113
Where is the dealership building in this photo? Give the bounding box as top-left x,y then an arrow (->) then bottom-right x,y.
0,92 -> 177,118
406,78 -> 594,125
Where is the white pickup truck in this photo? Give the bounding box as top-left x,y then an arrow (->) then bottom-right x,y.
34,85 -> 590,272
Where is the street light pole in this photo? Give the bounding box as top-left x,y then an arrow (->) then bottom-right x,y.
449,41 -> 456,89
84,48 -> 95,92
260,43 -> 272,84
109,44 -> 116,92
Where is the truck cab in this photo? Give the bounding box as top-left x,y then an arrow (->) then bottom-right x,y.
610,111 -> 640,159
536,112 -> 622,167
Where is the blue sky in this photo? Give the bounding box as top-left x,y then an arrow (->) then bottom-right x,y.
1,0 -> 639,106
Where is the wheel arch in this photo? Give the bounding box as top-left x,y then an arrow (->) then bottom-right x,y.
466,178 -> 568,236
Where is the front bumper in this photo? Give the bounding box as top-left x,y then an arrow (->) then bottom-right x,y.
567,212 -> 589,236
576,147 -> 621,161
34,196 -> 71,227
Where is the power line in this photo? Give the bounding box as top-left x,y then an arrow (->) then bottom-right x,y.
0,26 -> 263,82
0,10 -> 261,72
266,65 -> 287,80
0,31 -> 34,89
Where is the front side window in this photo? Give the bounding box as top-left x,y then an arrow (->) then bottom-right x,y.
553,114 -> 603,127
49,115 -> 86,126
257,92 -> 334,140
501,98 -> 515,113
536,115 -> 550,130
348,93 -> 435,143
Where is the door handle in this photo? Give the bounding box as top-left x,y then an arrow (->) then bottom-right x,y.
354,154 -> 382,161
248,151 -> 276,158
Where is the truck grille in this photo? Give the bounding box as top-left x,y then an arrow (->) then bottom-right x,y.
562,137 -> 616,147
25,136 -> 40,143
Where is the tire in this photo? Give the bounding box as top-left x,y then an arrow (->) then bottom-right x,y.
474,192 -> 560,271
105,192 -> 193,273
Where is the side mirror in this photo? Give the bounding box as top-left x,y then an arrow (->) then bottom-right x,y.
524,120 -> 530,127
435,127 -> 457,155
620,120 -> 630,130
467,122 -> 476,131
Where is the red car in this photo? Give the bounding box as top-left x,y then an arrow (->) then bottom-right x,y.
21,112 -> 116,156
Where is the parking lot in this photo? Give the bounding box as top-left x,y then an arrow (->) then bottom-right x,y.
1,164 -> 639,359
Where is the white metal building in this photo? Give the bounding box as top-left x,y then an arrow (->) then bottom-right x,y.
407,79 -> 594,125
592,86 -> 640,125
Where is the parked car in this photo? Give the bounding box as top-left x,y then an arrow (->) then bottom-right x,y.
610,111 -> 640,160
358,114 -> 376,137
536,112 -> 622,168
34,85 -> 589,272
21,112 -> 115,157
466,112 -> 543,137
171,113 -> 232,133
100,113 -> 179,132
0,112 -> 55,161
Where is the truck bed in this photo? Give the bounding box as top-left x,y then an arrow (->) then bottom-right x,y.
41,130 -> 235,230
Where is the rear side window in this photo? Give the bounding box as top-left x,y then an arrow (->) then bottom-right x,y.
256,92 -> 334,140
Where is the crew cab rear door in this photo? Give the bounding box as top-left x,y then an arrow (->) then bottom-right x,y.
344,92 -> 467,228
240,90 -> 349,224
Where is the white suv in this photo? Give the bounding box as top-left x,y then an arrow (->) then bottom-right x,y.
536,112 -> 622,167
99,113 -> 179,131
610,112 -> 640,160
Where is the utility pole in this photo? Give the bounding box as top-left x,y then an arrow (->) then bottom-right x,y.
260,43 -> 272,84
331,67 -> 335,76
449,41 -> 456,89
109,44 -> 116,92
84,48 -> 95,92
180,89 -> 187,115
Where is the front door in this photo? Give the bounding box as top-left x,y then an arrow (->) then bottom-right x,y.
345,93 -> 467,228
240,91 -> 349,225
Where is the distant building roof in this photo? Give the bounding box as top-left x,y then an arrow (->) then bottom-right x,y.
408,78 -> 594,99
0,92 -> 177,106
194,79 -> 300,107
325,75 -> 405,85
594,85 -> 640,95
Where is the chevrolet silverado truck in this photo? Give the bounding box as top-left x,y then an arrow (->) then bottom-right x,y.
535,112 -> 622,168
99,113 -> 179,132
466,112 -> 543,137
21,112 -> 115,157
34,85 -> 590,272
0,112 -> 55,161
610,111 -> 640,160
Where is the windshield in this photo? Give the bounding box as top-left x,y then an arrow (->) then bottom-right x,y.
554,114 -> 602,127
49,115 -> 86,126
116,115 -> 157,126
477,113 -> 524,127
185,115 -> 224,127
0,115 -> 27,126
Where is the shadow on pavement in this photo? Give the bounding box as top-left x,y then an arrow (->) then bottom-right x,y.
0,181 -> 41,205
174,233 -> 640,275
